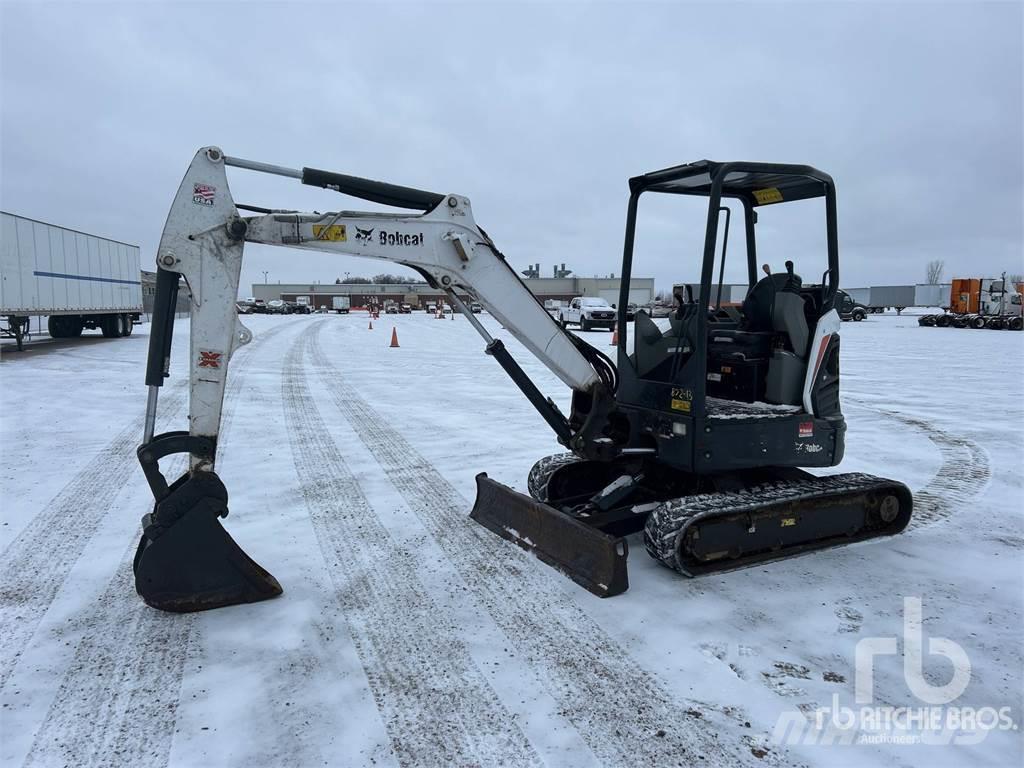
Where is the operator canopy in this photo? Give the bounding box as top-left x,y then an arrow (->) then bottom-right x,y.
630,160 -> 833,206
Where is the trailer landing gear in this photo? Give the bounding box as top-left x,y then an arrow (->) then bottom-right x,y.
2,315 -> 30,351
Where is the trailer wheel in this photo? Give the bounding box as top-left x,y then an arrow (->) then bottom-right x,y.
970,315 -> 986,329
101,314 -> 122,338
48,316 -> 66,338
48,315 -> 83,338
119,314 -> 133,336
1008,317 -> 1023,331
935,315 -> 952,327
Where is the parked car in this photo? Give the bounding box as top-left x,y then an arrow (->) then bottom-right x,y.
266,299 -> 290,314
399,303 -> 412,314
442,304 -> 452,314
558,296 -> 616,331
422,302 -> 436,313
385,302 -> 399,314
286,301 -> 311,315
251,299 -> 269,314
236,300 -> 255,315
626,303 -> 637,321
470,302 -> 483,313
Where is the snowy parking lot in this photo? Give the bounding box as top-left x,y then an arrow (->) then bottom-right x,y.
1,311 -> 1021,767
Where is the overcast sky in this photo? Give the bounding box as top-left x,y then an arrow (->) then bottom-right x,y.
2,1 -> 1021,296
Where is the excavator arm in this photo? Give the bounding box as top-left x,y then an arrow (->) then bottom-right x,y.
135,147 -> 619,611
145,148 -> 614,465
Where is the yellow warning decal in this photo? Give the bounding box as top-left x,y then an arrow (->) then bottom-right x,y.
671,399 -> 691,413
312,224 -> 347,242
753,187 -> 784,205
780,517 -> 797,527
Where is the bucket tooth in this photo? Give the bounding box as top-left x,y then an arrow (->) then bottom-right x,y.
133,470 -> 282,612
470,473 -> 629,597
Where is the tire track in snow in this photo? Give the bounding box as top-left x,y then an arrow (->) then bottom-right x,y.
22,560 -> 194,768
0,385 -> 186,690
846,399 -> 991,528
282,323 -> 541,767
309,328 -> 780,768
19,320 -> 298,768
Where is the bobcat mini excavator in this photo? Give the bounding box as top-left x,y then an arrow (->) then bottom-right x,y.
135,147 -> 913,611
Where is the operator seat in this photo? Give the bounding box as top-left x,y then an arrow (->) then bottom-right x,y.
633,308 -> 695,380
751,261 -> 812,405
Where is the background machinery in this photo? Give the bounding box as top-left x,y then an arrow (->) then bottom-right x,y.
134,148 -> 913,611
918,276 -> 1024,330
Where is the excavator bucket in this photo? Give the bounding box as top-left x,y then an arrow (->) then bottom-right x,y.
133,470 -> 282,612
470,473 -> 629,597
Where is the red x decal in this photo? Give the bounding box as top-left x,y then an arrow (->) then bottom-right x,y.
198,350 -> 222,368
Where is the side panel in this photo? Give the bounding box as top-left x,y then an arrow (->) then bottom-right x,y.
34,220 -> 55,310
802,309 -> 841,415
0,212 -> 29,311
15,217 -> 38,311
0,212 -> 142,314
867,285 -> 915,307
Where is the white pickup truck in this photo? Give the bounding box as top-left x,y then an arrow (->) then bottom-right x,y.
557,296 -> 617,331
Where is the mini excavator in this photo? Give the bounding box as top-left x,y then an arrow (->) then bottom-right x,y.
135,148 -> 912,611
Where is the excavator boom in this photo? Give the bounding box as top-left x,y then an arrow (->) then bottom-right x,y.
135,147 -> 615,611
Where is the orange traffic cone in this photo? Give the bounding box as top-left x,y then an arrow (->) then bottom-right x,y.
389,327 -> 400,348
610,328 -> 618,346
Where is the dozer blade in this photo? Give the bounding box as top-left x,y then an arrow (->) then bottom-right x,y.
133,471 -> 282,612
470,473 -> 629,597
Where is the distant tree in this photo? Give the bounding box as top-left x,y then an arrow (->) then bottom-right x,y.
341,276 -> 373,284
334,278 -> 342,284
372,273 -> 425,284
925,259 -> 945,284
1007,273 -> 1023,286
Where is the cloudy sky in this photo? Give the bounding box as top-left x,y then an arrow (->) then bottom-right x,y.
2,1 -> 1021,296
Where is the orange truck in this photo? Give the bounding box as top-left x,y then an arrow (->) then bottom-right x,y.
920,276 -> 1023,330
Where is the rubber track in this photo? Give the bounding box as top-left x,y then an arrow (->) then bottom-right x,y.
282,324 -> 540,767
16,320 -> 295,767
845,399 -> 991,528
642,472 -> 904,571
308,328 -> 780,767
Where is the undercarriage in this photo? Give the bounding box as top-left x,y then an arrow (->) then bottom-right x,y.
471,451 -> 912,597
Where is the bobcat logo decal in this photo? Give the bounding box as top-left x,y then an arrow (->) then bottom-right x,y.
355,227 -> 374,244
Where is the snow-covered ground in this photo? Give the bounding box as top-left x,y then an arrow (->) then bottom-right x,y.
1,311 -> 1021,767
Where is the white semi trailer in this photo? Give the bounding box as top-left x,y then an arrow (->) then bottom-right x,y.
1,212 -> 143,350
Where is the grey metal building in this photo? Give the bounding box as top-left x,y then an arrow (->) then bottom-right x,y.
250,276 -> 655,310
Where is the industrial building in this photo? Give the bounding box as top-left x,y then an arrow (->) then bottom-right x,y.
250,275 -> 655,311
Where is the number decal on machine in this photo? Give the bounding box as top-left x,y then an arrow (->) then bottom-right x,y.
670,387 -> 692,413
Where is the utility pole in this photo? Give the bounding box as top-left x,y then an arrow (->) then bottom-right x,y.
263,270 -> 269,284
